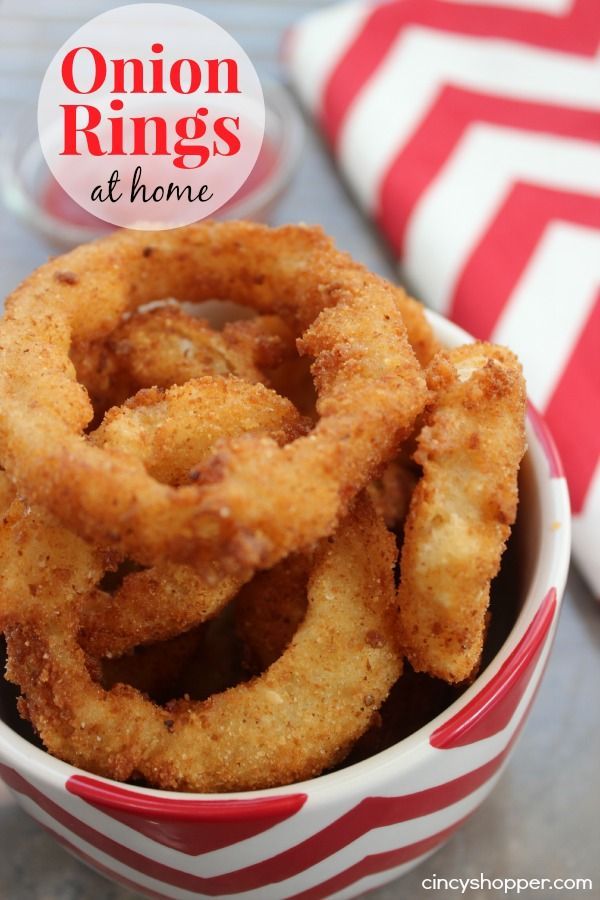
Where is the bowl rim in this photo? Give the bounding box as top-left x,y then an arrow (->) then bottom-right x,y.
0,310 -> 571,804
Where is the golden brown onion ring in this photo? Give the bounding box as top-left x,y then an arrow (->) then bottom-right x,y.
81,376 -> 307,657
90,375 -> 307,486
1,377 -> 306,657
397,344 -> 526,683
71,304 -> 297,416
0,498 -> 106,632
78,564 -> 243,661
6,494 -> 402,791
0,222 -> 427,571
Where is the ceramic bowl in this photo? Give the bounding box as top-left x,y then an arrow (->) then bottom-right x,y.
0,311 -> 570,899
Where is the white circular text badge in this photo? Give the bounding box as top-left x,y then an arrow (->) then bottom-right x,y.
38,3 -> 265,230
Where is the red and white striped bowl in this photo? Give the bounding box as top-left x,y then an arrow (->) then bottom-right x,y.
0,312 -> 570,900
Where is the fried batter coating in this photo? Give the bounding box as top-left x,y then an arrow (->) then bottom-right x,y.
78,563 -> 247,660
0,498 -> 105,631
220,314 -> 297,372
0,222 -> 427,571
78,377 -> 306,657
264,293 -> 435,421
0,469 -> 15,514
5,496 -> 402,791
91,376 -> 307,486
81,377 -> 307,656
398,344 -> 526,683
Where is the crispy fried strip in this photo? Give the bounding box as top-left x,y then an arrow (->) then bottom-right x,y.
0,222 -> 427,571
398,344 -> 526,683
6,495 -> 402,791
0,469 -> 14,514
0,499 -> 105,631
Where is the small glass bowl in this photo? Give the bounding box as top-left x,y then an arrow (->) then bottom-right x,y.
0,81 -> 304,250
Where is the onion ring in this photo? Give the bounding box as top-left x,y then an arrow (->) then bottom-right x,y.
78,564 -> 242,660
72,304 -> 296,416
0,222 -> 427,571
5,494 -> 402,791
79,375 -> 307,658
90,375 -> 308,486
0,497 -> 106,632
1,376 -> 307,657
397,343 -> 526,683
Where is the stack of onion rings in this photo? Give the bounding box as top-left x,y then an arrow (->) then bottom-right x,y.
0,222 -> 525,790
0,222 -> 428,571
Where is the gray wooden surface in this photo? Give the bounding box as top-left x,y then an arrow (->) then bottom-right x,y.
1,2 -> 599,898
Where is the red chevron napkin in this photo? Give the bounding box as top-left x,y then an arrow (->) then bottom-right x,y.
284,0 -> 600,594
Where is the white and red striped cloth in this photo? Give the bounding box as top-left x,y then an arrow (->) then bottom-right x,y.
284,0 -> 599,595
